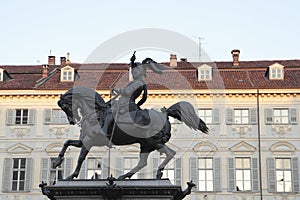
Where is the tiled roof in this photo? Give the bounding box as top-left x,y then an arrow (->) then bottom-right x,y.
1,60 -> 300,91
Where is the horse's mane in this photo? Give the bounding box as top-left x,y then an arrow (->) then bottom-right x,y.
62,87 -> 107,110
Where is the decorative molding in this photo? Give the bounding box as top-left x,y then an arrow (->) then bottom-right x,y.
272,125 -> 291,138
10,126 -> 31,139
232,125 -> 252,138
193,141 -> 218,156
270,141 -> 296,156
6,143 -> 33,154
49,125 -> 69,138
229,141 -> 256,155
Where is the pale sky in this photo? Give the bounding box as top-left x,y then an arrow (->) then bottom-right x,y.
0,0 -> 299,65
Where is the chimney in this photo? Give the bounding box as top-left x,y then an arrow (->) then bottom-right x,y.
42,65 -> 49,78
66,52 -> 70,64
231,49 -> 240,67
170,54 -> 177,67
60,57 -> 66,66
48,55 -> 55,65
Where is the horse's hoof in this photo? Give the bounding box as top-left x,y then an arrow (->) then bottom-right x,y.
54,157 -> 63,168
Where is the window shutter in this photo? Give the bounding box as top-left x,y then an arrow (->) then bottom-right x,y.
41,158 -> 49,184
290,108 -> 298,124
292,157 -> 299,192
78,160 -> 87,179
175,157 -> 182,186
189,157 -> 198,188
252,158 -> 259,192
214,157 -> 221,192
265,108 -> 273,124
102,158 -> 109,179
44,109 -> 52,124
6,109 -> 15,125
249,108 -> 258,124
267,158 -> 276,193
28,109 -> 35,124
212,108 -> 220,124
152,157 -> 159,178
2,158 -> 12,192
64,158 -> 73,179
24,158 -> 33,191
115,157 -> 123,178
226,108 -> 234,124
227,158 -> 235,192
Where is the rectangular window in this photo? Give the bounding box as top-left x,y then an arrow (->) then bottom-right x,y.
49,158 -> 64,185
15,109 -> 28,124
199,69 -> 211,80
198,158 -> 214,191
276,158 -> 292,192
87,158 -> 102,179
271,69 -> 283,79
274,109 -> 289,124
234,109 -> 249,124
124,158 -> 138,179
198,109 -> 212,124
45,109 -> 68,124
235,158 -> 251,191
12,158 -> 26,191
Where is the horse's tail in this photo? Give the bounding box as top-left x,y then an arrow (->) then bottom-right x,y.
166,101 -> 209,134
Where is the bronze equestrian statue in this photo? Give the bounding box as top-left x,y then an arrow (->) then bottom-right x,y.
54,54 -> 209,180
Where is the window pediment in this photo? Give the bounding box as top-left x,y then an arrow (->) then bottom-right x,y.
229,141 -> 256,155
6,143 -> 33,154
270,141 -> 296,156
45,142 -> 64,156
193,141 -> 217,156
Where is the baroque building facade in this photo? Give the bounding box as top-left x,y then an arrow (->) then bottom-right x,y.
0,51 -> 299,200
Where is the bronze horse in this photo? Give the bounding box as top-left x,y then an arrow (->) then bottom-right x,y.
54,86 -> 208,180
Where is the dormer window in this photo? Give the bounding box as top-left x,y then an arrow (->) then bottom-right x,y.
0,68 -> 3,81
197,64 -> 212,81
268,63 -> 284,80
61,66 -> 74,82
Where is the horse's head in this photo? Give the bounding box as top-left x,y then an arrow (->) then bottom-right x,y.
58,94 -> 80,125
141,58 -> 163,74
142,57 -> 156,64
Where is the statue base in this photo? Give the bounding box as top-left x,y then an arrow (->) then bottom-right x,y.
40,178 -> 194,200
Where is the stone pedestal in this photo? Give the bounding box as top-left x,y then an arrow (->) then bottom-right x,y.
40,178 -> 194,200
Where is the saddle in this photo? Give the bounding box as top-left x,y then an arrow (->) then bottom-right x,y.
114,108 -> 167,138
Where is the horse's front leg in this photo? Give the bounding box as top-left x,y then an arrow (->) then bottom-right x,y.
66,145 -> 89,180
54,140 -> 83,168
118,152 -> 150,179
156,145 -> 176,179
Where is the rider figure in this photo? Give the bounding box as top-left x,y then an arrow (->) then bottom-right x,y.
101,52 -> 163,137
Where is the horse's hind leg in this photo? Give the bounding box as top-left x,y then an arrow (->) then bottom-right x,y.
156,145 -> 176,179
66,145 -> 89,180
118,152 -> 150,180
54,140 -> 83,168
